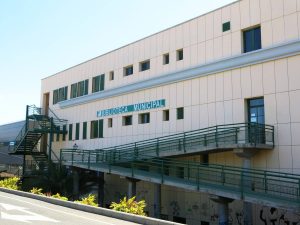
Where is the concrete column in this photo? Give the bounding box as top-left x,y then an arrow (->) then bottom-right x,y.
153,184 -> 161,218
210,195 -> 233,225
97,171 -> 105,207
127,178 -> 137,198
233,148 -> 257,225
218,201 -> 229,225
72,169 -> 79,200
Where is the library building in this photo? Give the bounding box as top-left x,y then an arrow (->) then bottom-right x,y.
9,0 -> 300,224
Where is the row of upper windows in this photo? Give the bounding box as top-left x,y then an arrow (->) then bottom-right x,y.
54,107 -> 184,142
52,25 -> 261,105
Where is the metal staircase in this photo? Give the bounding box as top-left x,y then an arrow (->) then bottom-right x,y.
9,105 -> 67,176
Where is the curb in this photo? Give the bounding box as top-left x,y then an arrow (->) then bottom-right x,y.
0,188 -> 184,225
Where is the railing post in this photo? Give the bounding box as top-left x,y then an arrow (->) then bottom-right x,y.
183,133 -> 186,153
272,126 -> 275,148
48,117 -> 53,161
134,142 -> 138,159
156,139 -> 159,157
187,161 -> 190,180
298,179 -> 300,197
241,170 -> 244,198
161,160 -> 164,183
235,128 -> 238,144
71,150 -> 74,166
204,134 -> 207,146
88,151 -> 91,169
264,171 -> 268,193
221,166 -> 225,185
131,162 -> 134,177
215,126 -> 218,147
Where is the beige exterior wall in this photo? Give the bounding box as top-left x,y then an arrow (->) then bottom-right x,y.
41,0 -> 300,224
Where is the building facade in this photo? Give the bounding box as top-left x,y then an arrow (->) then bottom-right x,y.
38,0 -> 300,224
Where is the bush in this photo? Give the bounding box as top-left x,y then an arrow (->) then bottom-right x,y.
110,196 -> 146,216
30,187 -> 44,195
52,193 -> 68,201
0,177 -> 20,190
75,194 -> 98,207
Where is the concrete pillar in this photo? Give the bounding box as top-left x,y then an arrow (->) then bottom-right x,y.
233,148 -> 257,225
72,169 -> 79,200
127,178 -> 137,198
153,184 -> 161,218
97,171 -> 105,207
210,195 -> 233,225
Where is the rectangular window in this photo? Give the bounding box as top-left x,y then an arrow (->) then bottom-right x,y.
71,79 -> 89,98
139,113 -> 150,124
53,86 -> 68,104
75,123 -> 80,140
222,21 -> 231,32
109,71 -> 114,81
243,26 -> 261,53
163,53 -> 169,65
108,118 -> 113,128
62,125 -> 67,141
68,124 -> 73,141
90,120 -> 103,139
82,122 -> 87,140
176,49 -> 183,61
98,119 -> 103,138
163,110 -> 169,121
124,65 -> 133,76
123,115 -> 132,126
92,74 -> 105,93
139,60 -> 150,71
177,107 -> 184,120
90,120 -> 98,139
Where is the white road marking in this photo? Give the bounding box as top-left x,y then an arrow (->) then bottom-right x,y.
0,203 -> 59,223
0,193 -> 126,225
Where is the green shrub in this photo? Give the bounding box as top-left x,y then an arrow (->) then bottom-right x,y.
75,194 -> 98,207
110,196 -> 146,216
52,193 -> 68,201
30,187 -> 44,195
0,177 -> 20,190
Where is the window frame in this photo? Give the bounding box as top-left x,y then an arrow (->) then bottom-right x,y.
177,107 -> 184,120
243,26 -> 261,53
139,60 -> 150,72
139,112 -> 150,124
123,115 -> 133,126
124,65 -> 133,76
163,53 -> 169,65
176,49 -> 183,61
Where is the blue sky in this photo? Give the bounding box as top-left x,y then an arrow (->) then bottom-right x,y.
0,0 -> 235,125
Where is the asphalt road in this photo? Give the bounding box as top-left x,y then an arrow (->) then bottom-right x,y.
0,191 -> 141,225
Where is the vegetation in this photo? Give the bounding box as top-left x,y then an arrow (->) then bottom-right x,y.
30,187 -> 44,195
0,177 -> 20,190
51,193 -> 68,201
75,194 -> 98,207
110,196 -> 146,216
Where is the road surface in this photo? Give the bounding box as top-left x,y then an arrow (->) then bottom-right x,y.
0,191 -> 141,225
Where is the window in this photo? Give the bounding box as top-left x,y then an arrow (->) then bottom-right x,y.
139,60 -> 150,71
62,125 -> 67,141
222,21 -> 231,32
124,65 -> 133,76
90,120 -> 104,139
139,113 -> 150,124
75,123 -> 80,140
176,49 -> 183,61
108,118 -> 113,128
109,71 -> 114,81
177,107 -> 184,120
83,122 -> 87,140
123,115 -> 132,126
68,124 -> 73,141
243,26 -> 261,53
92,74 -> 105,93
163,53 -> 169,65
71,79 -> 89,98
163,110 -> 169,121
53,86 -> 68,104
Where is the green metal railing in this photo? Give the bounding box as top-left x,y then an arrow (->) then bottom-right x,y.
60,150 -> 300,204
62,123 -> 274,164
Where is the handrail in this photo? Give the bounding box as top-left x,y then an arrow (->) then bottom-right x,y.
61,123 -> 274,164
60,150 -> 300,204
